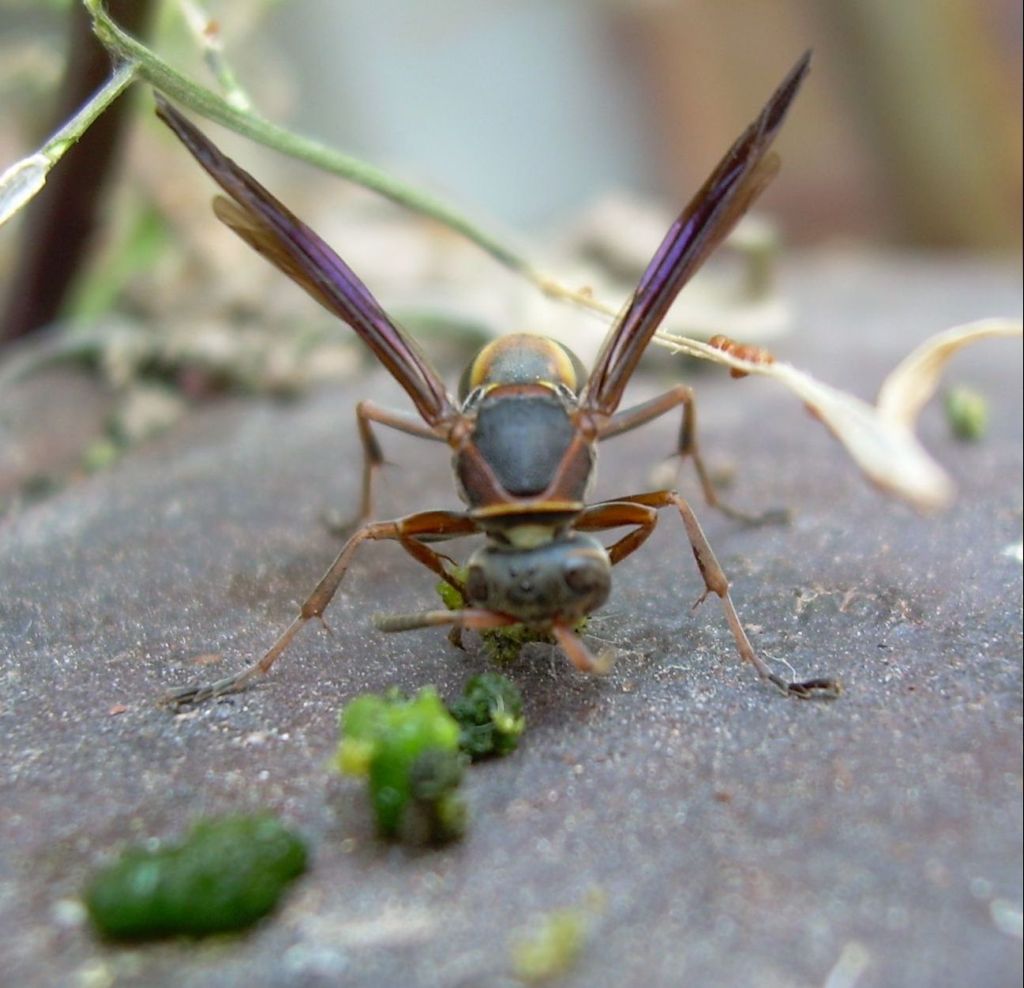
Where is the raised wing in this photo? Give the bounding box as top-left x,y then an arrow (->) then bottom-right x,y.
582,51 -> 811,416
155,95 -> 457,427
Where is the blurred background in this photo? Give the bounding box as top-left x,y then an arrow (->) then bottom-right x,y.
2,0 -> 1021,257
261,0 -> 1023,248
0,0 -> 1020,496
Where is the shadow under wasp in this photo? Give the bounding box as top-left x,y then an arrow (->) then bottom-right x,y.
156,50 -> 839,706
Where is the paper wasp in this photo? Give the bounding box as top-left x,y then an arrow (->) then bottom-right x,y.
156,51 -> 838,705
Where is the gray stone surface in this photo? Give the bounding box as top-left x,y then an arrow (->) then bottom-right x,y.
0,253 -> 1021,988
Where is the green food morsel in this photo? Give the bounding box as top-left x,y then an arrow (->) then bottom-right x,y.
336,688 -> 465,840
945,385 -> 989,441
449,672 -> 526,759
407,747 -> 469,842
435,574 -> 467,611
511,908 -> 589,983
84,814 -> 308,940
434,567 -> 586,664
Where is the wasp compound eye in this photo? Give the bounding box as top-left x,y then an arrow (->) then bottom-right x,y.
465,564 -> 489,605
563,555 -> 606,594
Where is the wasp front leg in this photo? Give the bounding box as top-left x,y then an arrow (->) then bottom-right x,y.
163,509 -> 479,706
577,492 -> 839,698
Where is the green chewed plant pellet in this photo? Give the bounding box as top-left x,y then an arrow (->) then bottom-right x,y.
84,814 -> 307,940
449,672 -> 525,759
335,688 -> 466,842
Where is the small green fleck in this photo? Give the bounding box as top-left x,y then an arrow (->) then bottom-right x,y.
335,688 -> 466,842
83,814 -> 307,940
435,575 -> 466,611
511,908 -> 589,983
449,672 -> 525,759
81,437 -> 122,473
945,385 -> 989,441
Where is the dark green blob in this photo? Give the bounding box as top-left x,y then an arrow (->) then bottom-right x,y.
449,672 -> 526,760
84,815 -> 308,940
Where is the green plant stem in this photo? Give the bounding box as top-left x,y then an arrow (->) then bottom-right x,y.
0,63 -> 137,230
84,0 -> 612,319
0,0 -> 154,342
175,0 -> 253,111
87,3 -> 516,271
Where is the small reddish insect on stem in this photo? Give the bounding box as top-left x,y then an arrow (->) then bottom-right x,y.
707,334 -> 777,378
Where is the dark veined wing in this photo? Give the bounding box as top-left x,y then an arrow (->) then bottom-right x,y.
582,51 -> 811,416
155,95 -> 457,427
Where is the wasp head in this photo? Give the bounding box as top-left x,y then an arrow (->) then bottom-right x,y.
464,532 -> 611,626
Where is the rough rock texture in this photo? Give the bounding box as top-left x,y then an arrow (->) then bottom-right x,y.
1,254 -> 1021,987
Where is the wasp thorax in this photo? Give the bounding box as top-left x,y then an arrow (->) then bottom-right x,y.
465,533 -> 611,625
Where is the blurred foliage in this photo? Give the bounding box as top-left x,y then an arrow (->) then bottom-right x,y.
613,0 -> 1021,249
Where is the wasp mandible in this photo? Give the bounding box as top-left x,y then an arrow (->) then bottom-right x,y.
156,51 -> 839,705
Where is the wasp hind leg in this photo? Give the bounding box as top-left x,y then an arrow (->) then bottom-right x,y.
598,384 -> 787,526
576,493 -> 840,698
323,400 -> 448,536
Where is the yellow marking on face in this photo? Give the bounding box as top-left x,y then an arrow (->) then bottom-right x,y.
505,524 -> 561,549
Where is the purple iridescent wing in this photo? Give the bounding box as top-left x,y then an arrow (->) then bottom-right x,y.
155,95 -> 456,427
582,51 -> 810,416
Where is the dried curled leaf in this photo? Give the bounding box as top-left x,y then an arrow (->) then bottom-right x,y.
875,320 -> 1021,428
657,319 -> 1023,512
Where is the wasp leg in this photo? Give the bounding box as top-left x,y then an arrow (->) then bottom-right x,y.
597,384 -> 786,525
374,609 -> 518,633
551,623 -> 615,675
372,611 -> 614,676
578,491 -> 839,698
575,499 -> 659,567
162,509 -> 478,706
325,401 -> 448,535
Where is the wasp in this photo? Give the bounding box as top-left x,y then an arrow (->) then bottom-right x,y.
156,51 -> 838,705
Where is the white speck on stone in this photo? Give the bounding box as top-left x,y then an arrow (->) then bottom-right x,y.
990,898 -> 1023,939
52,898 -> 86,928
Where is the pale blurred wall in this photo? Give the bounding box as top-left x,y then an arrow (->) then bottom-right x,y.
264,0 -> 658,231
265,0 -> 1022,248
